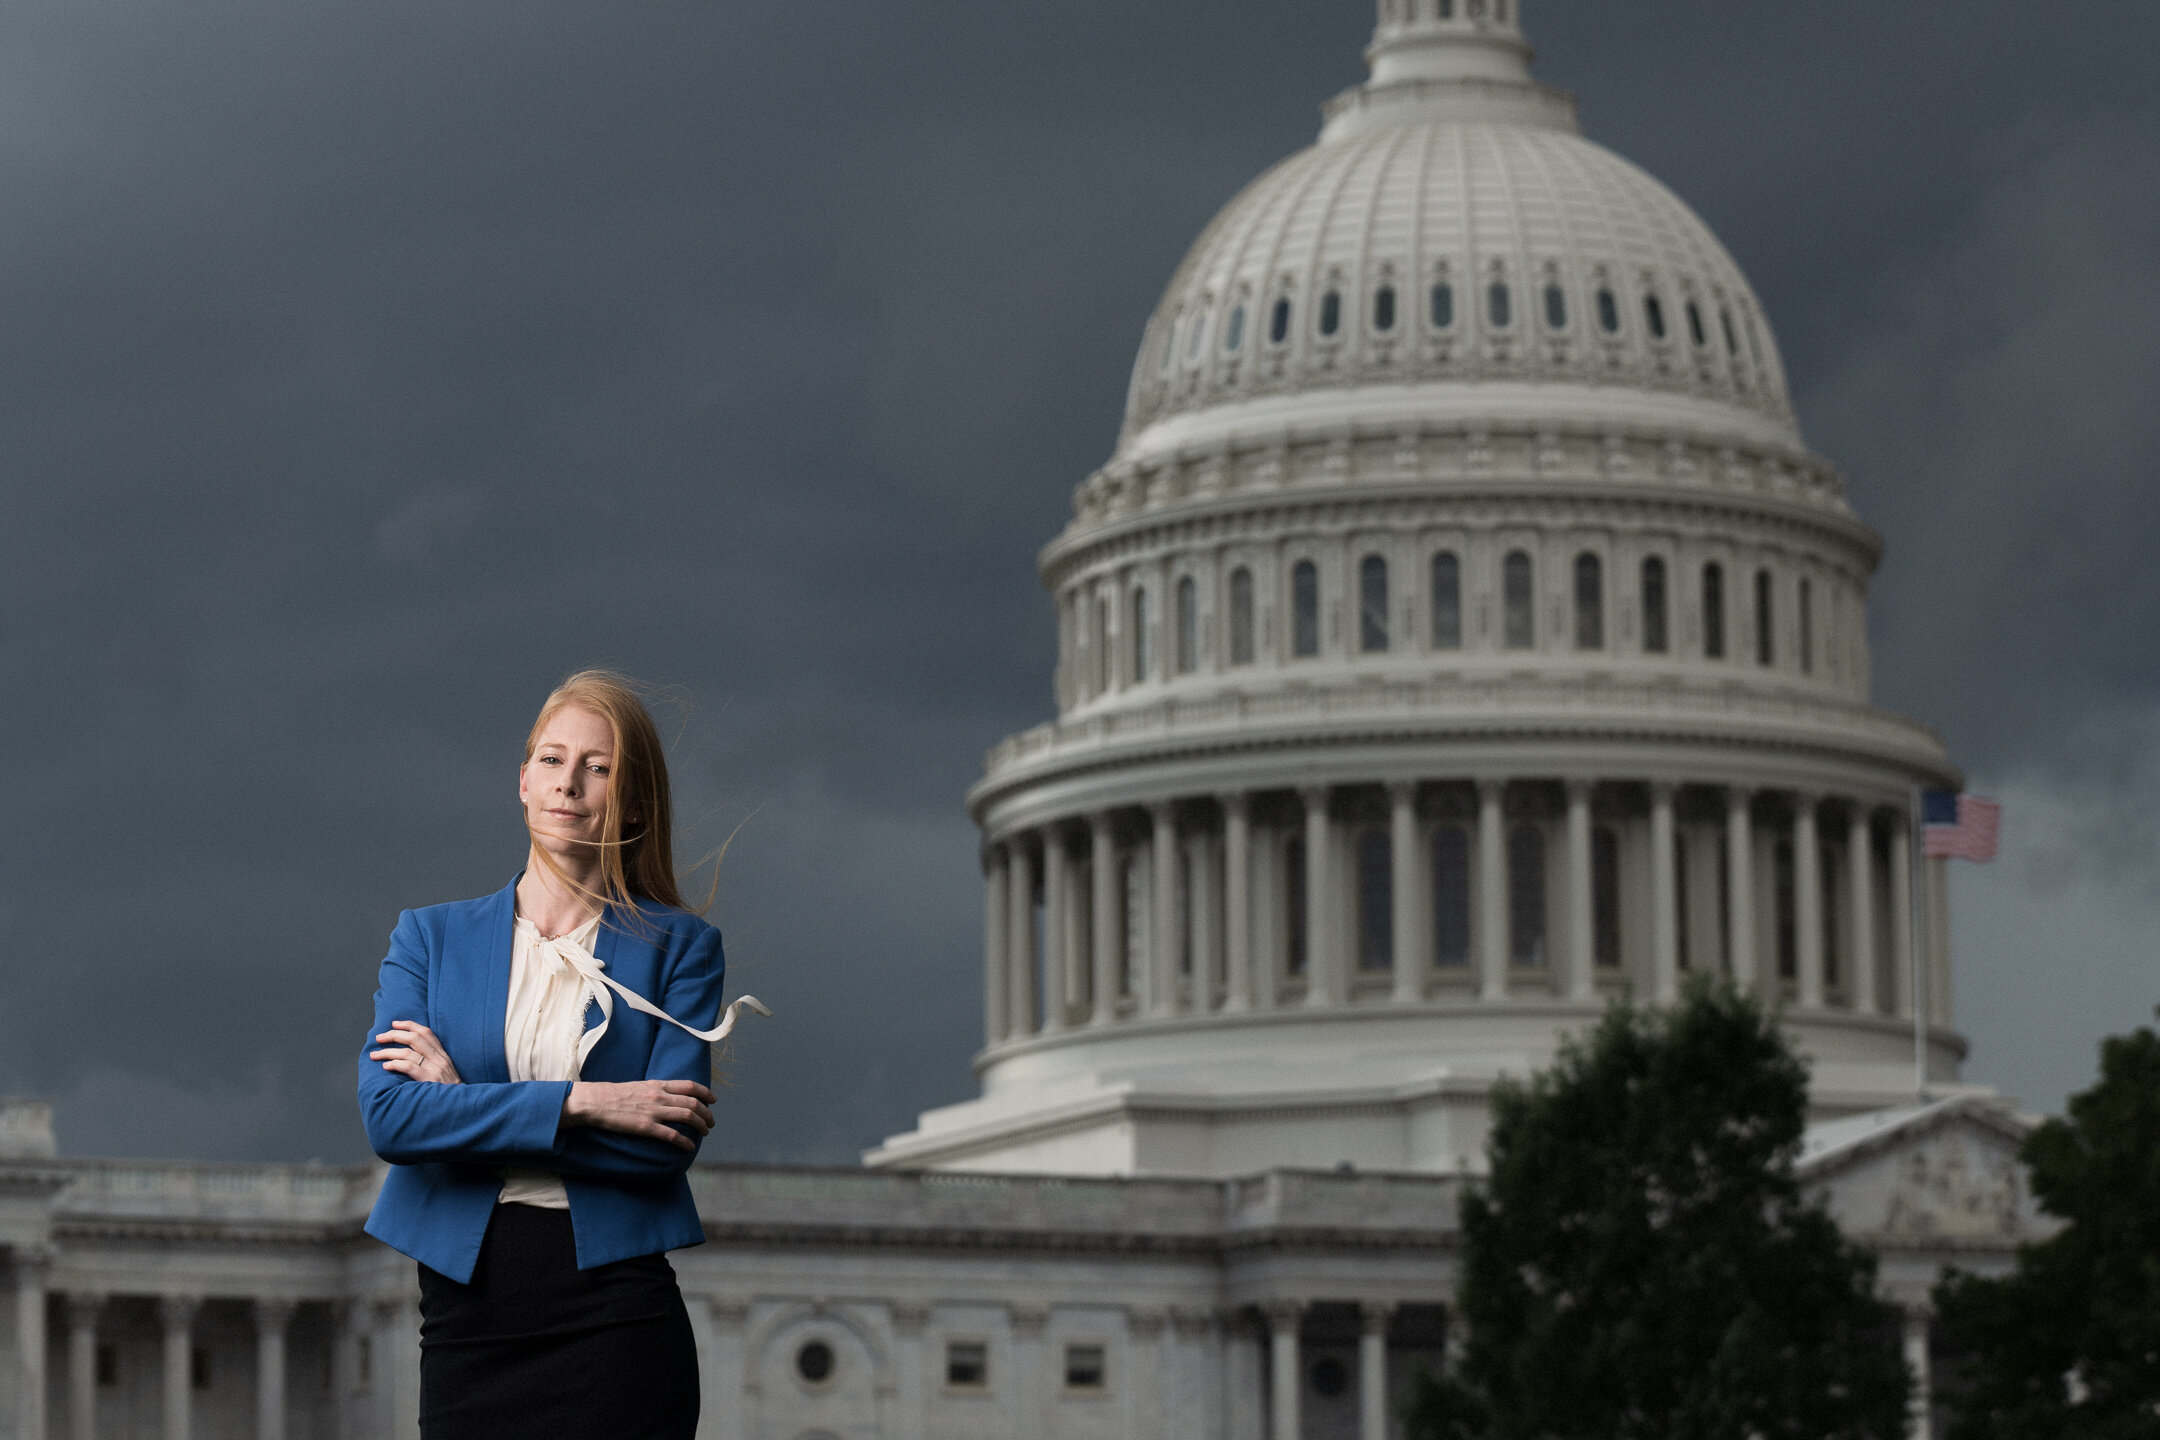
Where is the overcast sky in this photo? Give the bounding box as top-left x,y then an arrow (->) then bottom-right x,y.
2,1 -> 2155,1165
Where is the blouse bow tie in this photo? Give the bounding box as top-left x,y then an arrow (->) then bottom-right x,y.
533,933 -> 772,1071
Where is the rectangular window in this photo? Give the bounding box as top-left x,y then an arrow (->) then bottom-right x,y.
1592,826 -> 1621,968
1229,568 -> 1256,665
1774,840 -> 1797,981
1284,835 -> 1309,976
96,1343 -> 119,1389
1176,576 -> 1198,674
1821,842 -> 1842,987
1702,563 -> 1726,659
1798,577 -> 1814,675
1356,827 -> 1393,970
1292,561 -> 1321,657
1673,830 -> 1691,972
1508,825 -> 1547,966
1430,552 -> 1462,649
1432,825 -> 1470,967
1641,557 -> 1669,654
1064,1344 -> 1107,1391
1132,588 -> 1153,683
946,1341 -> 990,1389
191,1347 -> 213,1391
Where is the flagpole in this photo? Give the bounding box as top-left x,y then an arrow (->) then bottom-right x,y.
1908,787 -> 1929,1103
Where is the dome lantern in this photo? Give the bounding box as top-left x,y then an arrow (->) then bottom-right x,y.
1326,0 -> 1575,139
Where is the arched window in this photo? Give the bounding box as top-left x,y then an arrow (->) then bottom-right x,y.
1798,577 -> 1814,675
1291,561 -> 1320,658
1225,305 -> 1246,353
1641,556 -> 1669,654
1755,568 -> 1774,666
1431,282 -> 1454,328
1593,825 -> 1621,969
1687,300 -> 1707,347
1430,551 -> 1462,649
1188,309 -> 1209,360
1720,308 -> 1738,355
1094,595 -> 1111,692
1130,587 -> 1152,683
1702,562 -> 1726,659
1175,576 -> 1197,674
1503,550 -> 1535,649
1432,825 -> 1470,967
1359,554 -> 1389,653
1544,284 -> 1567,330
1487,281 -> 1512,328
1508,824 -> 1547,966
1228,567 -> 1255,666
1319,290 -> 1342,336
1356,828 -> 1393,971
1269,298 -> 1291,345
1374,286 -> 1397,333
1644,294 -> 1667,340
1574,552 -> 1604,650
1597,287 -> 1619,332
1284,835 -> 1308,976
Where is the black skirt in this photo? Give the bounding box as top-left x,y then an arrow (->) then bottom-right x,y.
417,1204 -> 698,1440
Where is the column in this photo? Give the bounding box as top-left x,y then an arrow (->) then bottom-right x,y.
889,1303 -> 929,1440
1042,831 -> 1070,1034
1012,1305 -> 1051,1440
160,1295 -> 200,1440
1091,814 -> 1120,1024
1890,811 -> 1916,1021
254,1299 -> 295,1440
68,1292 -> 102,1440
1264,1302 -> 1303,1440
1008,839 -> 1038,1039
1795,795 -> 1824,1008
1564,781 -> 1595,1001
1389,783 -> 1424,1003
1358,1303 -> 1392,1440
1151,803 -> 1181,1015
1903,1305 -> 1932,1440
15,1247 -> 51,1440
1301,788 -> 1340,1007
1649,784 -> 1679,1005
1848,807 -> 1879,1015
984,845 -> 1010,1046
332,1300 -> 363,1440
704,1298 -> 750,1440
1222,1310 -> 1263,1440
1129,1309 -> 1168,1440
1222,794 -> 1253,1012
1476,781 -> 1508,1001
381,1295 -> 422,1440
1725,788 -> 1756,991
1191,832 -> 1220,1013
1927,857 -> 1953,1027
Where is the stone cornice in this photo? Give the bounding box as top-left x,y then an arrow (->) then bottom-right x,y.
972,679 -> 1954,817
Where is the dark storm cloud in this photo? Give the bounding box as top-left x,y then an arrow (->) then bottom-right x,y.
2,1 -> 2154,1160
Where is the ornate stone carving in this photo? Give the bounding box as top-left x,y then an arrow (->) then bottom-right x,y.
1881,1138 -> 2025,1240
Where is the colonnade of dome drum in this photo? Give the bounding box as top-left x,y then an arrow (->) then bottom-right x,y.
981,775 -> 1951,1050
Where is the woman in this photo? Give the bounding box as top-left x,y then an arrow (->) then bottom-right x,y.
357,670 -> 766,1439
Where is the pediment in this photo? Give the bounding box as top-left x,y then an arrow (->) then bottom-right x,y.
1798,1099 -> 2053,1248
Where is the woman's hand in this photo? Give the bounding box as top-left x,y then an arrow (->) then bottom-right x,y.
562,1080 -> 715,1150
371,1021 -> 463,1085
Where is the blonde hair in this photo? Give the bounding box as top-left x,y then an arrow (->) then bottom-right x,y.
523,669 -> 711,920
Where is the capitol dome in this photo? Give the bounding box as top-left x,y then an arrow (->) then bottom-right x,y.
871,0 -> 1971,1179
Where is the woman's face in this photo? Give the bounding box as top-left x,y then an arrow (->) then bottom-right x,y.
518,703 -> 617,862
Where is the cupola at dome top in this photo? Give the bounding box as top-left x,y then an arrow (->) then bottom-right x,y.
1326,0 -> 1577,140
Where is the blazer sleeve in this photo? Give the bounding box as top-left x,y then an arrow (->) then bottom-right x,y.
356,910 -> 570,1166
542,921 -> 727,1181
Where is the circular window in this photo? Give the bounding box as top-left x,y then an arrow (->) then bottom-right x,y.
1310,1355 -> 1349,1397
795,1340 -> 835,1385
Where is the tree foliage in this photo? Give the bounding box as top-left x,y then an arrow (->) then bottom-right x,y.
1935,1015 -> 2160,1440
1405,982 -> 1909,1440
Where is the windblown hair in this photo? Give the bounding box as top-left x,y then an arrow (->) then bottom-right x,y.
524,669 -> 710,920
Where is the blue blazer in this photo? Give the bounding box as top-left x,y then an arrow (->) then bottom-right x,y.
358,877 -> 727,1283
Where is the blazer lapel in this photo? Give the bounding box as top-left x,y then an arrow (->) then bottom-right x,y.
458,876 -> 518,1085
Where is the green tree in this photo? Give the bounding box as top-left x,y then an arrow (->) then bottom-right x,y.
1935,1015 -> 2160,1439
1405,981 -> 1908,1440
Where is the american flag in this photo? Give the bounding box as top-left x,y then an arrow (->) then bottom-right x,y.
1922,790 -> 2001,862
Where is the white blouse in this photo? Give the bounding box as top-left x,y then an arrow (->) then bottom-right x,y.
497,913 -> 603,1209
487,910 -> 773,1210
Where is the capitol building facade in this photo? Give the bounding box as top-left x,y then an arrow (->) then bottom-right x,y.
2,5 -> 2049,1439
